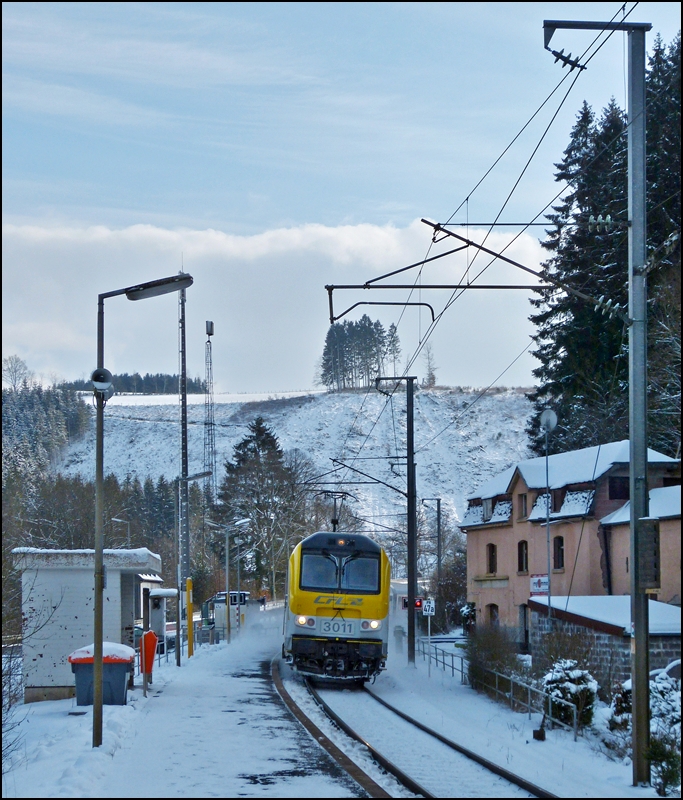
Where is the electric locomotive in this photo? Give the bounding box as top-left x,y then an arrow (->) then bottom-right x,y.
283,532 -> 390,680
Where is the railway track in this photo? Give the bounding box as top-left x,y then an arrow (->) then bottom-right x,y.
273,658 -> 557,799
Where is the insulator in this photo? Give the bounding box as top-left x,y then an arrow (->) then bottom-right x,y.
589,215 -> 596,232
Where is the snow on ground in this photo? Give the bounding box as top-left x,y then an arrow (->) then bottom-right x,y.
368,643 -> 659,799
57,388 -> 532,524
3,609 -> 362,799
4,608 -> 660,799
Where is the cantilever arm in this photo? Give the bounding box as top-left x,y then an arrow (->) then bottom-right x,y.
326,296 -> 435,325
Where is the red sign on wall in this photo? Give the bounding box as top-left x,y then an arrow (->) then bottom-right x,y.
530,574 -> 548,596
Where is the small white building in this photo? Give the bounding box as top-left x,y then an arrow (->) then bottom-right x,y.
12,547 -> 161,703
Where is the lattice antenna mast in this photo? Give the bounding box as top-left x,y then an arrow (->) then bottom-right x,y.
203,321 -> 217,503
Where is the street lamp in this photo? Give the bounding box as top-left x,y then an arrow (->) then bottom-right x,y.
92,272 -> 192,749
205,517 -> 249,643
111,517 -> 131,548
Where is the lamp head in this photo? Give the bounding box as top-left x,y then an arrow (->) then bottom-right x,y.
91,368 -> 113,392
540,408 -> 558,433
126,273 -> 193,301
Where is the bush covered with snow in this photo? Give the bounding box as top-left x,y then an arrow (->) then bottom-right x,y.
597,670 -> 681,795
541,658 -> 598,728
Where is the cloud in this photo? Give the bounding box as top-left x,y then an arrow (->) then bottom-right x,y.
2,219 -> 544,392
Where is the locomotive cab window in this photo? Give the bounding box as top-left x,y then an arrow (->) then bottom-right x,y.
300,549 -> 380,594
341,555 -> 379,593
301,553 -> 338,591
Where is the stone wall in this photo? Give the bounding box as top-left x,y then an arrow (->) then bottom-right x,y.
530,610 -> 680,696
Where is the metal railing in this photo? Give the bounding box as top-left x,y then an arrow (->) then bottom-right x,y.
416,639 -> 578,740
416,638 -> 468,684
470,666 -> 578,740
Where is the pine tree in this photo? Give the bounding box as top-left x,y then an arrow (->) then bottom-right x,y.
217,417 -> 293,597
386,323 -> 402,376
528,100 -> 629,453
528,33 -> 680,456
319,316 -> 397,390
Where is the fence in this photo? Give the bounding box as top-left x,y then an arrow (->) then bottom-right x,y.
416,638 -> 578,740
416,638 -> 468,684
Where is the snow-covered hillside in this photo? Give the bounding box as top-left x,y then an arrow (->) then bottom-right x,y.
57,388 -> 532,524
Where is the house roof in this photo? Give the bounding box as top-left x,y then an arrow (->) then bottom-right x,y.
600,484 -> 682,525
12,547 -> 161,574
468,440 -> 678,500
528,595 -> 680,636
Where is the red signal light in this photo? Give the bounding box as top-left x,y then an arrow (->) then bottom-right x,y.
414,597 -> 424,609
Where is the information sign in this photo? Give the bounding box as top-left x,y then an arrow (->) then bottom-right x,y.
530,574 -> 548,596
422,599 -> 435,616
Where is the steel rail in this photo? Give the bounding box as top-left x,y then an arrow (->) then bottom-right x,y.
271,658 -> 391,798
363,686 -> 558,799
305,678 -> 434,798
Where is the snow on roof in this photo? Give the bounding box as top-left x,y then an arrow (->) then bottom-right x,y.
469,440 -> 678,499
468,465 -> 516,501
12,547 -> 161,573
489,499 -> 512,523
531,595 -> 680,635
149,588 -> 178,598
600,484 -> 682,525
527,490 -> 595,521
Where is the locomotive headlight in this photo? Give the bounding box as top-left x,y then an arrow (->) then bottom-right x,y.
296,615 -> 307,626
361,619 -> 382,630
295,615 -> 316,627
369,620 -> 381,630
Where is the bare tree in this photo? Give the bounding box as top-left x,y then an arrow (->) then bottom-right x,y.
2,355 -> 33,391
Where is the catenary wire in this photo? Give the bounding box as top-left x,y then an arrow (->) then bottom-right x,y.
329,3 -> 642,488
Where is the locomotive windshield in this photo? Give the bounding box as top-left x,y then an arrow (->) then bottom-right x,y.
301,553 -> 338,590
341,555 -> 379,592
300,551 -> 380,593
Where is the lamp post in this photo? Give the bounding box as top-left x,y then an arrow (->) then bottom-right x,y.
111,517 -> 131,548
91,272 -> 192,748
540,408 -> 558,621
174,470 -> 211,666
205,517 -> 249,643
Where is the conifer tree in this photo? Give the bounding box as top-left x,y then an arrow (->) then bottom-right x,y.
528,33 -> 680,456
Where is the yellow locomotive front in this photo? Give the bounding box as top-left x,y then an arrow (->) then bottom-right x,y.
283,532 -> 390,680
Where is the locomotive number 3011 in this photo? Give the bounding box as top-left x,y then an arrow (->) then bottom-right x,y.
320,620 -> 356,635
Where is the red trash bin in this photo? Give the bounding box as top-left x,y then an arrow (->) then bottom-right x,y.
68,643 -> 136,706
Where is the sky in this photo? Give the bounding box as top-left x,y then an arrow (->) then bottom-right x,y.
2,2 -> 681,393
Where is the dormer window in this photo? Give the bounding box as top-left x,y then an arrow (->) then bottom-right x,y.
482,498 -> 493,521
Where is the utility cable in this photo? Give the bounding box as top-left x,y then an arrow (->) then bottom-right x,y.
415,338 -> 534,454
442,1 -> 635,227
329,3 -> 642,481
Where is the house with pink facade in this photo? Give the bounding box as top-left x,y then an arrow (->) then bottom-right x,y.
460,440 -> 680,646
